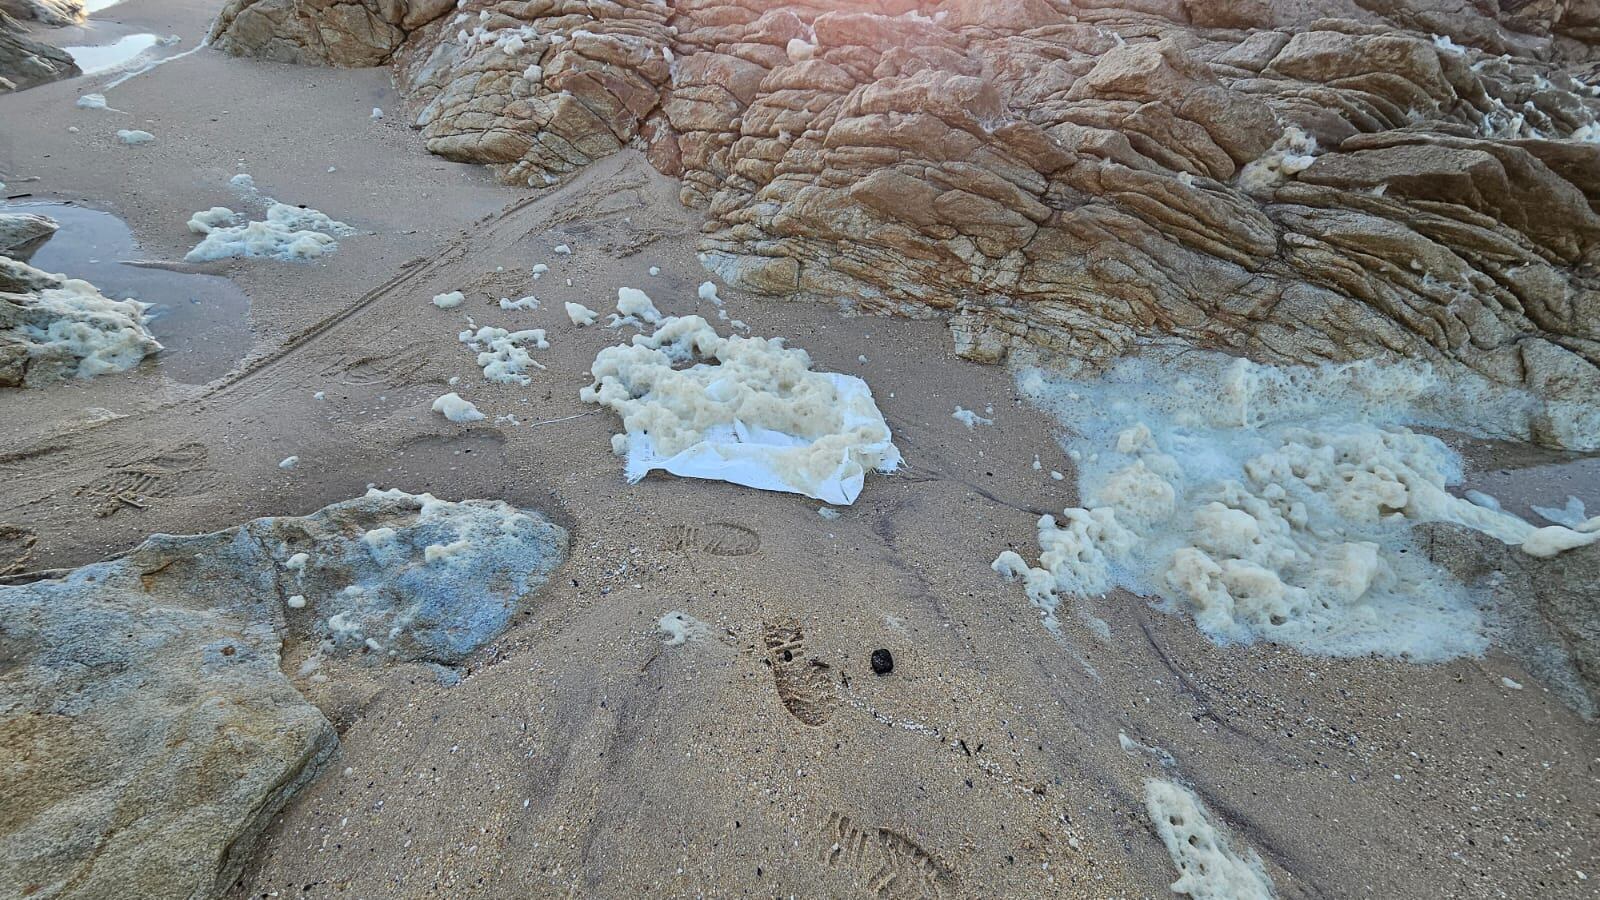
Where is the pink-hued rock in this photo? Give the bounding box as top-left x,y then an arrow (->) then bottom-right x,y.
212,0 -> 1600,447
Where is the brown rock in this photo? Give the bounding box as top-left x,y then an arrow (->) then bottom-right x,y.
209,0 -> 1600,448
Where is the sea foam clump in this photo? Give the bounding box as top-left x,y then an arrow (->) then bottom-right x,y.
1145,780 -> 1274,900
185,202 -> 355,262
996,349 -> 1599,659
458,325 -> 548,384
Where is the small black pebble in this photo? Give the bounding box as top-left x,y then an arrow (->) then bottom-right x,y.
870,648 -> 894,675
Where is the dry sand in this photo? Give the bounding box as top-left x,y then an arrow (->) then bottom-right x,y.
2,2 -> 1597,897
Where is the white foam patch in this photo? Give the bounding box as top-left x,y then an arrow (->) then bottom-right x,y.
458,325 -> 548,384
185,202 -> 355,262
74,93 -> 122,112
432,291 -> 465,309
1,258 -> 162,382
186,207 -> 237,233
953,406 -> 993,429
606,287 -> 663,329
1239,125 -> 1318,194
499,295 -> 538,311
431,392 -> 484,423
1145,780 -> 1274,900
565,301 -> 598,326
658,611 -> 708,646
580,314 -> 901,505
1532,496 -> 1588,529
995,349 -> 1600,660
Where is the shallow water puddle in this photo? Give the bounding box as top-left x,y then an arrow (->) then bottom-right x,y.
6,201 -> 251,383
63,33 -> 163,75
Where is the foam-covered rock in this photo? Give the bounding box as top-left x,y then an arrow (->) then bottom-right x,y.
0,255 -> 162,386
0,489 -> 568,898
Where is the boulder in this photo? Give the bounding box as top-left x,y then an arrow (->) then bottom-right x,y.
0,11 -> 80,92
0,255 -> 162,387
0,580 -> 338,900
0,489 -> 569,898
207,0 -> 408,66
0,0 -> 81,27
0,212 -> 56,259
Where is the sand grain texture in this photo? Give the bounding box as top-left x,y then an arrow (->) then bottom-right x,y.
1,2 -> 1597,897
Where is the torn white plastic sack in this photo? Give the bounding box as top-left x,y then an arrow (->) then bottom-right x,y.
581,315 -> 901,505
619,375 -> 897,505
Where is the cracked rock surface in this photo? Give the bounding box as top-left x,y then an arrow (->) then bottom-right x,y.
213,0 -> 1600,447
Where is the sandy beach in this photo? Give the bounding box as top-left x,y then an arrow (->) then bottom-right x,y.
2,0 -> 1598,897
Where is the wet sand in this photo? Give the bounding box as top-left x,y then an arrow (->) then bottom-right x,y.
2,1 -> 1596,897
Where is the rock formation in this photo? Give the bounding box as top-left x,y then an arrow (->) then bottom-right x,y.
212,0 -> 1600,447
0,10 -> 81,92
0,490 -> 568,899
0,255 -> 163,387
0,0 -> 82,28
0,212 -> 57,259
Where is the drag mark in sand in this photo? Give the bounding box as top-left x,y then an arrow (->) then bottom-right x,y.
325,346 -> 434,387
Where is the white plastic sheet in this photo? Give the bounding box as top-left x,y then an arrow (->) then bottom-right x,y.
621,373 -> 901,505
